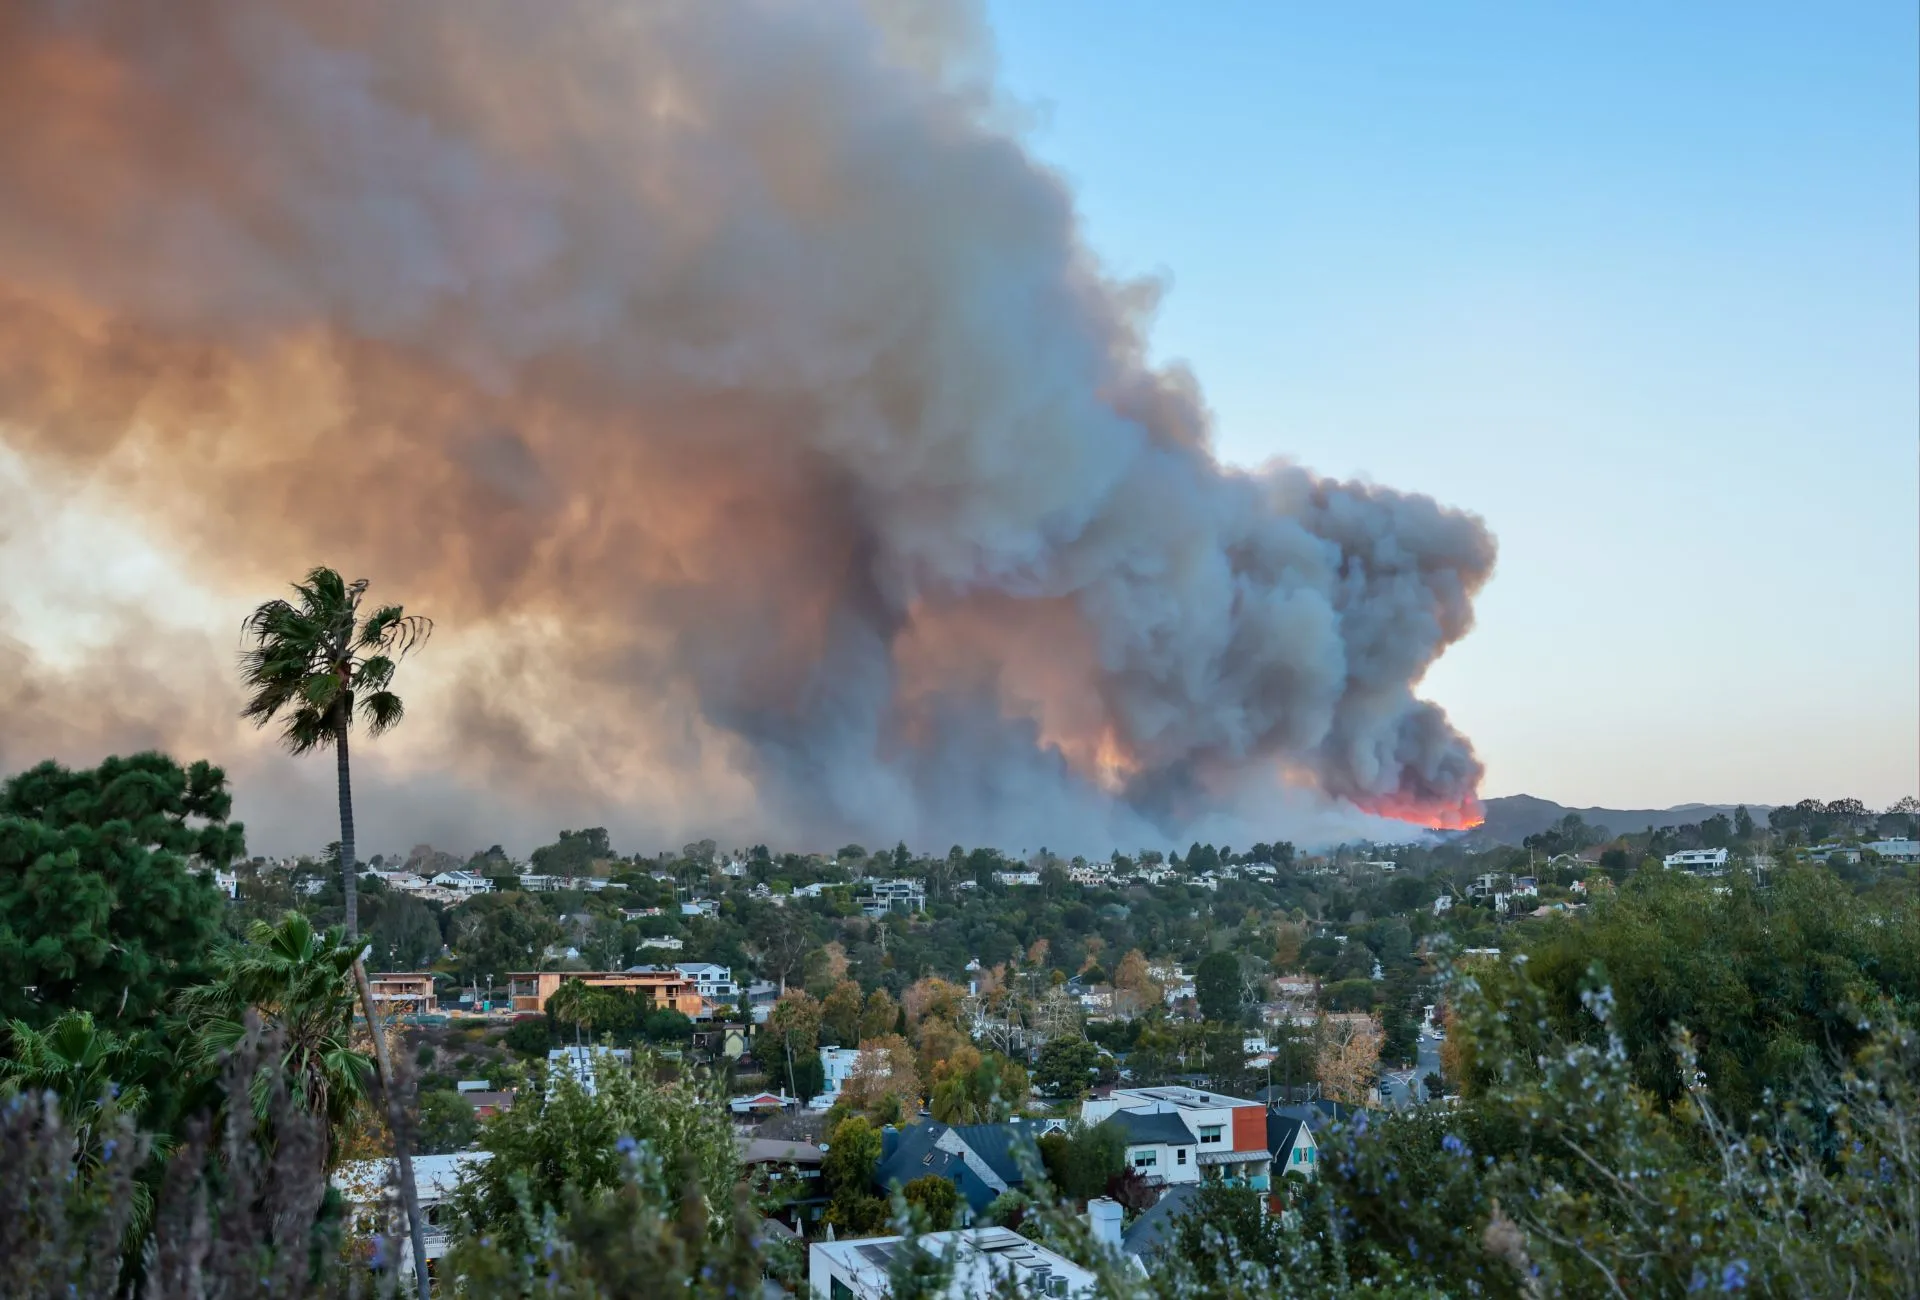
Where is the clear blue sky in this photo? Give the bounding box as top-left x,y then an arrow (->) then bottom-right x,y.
984,0 -> 1919,809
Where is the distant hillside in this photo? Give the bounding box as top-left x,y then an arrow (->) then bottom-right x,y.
1474,794 -> 1772,846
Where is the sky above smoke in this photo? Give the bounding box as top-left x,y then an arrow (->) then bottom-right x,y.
0,0 -> 1494,856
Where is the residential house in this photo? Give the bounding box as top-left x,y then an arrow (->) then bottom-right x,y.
364,972 -> 437,1016
638,935 -> 685,952
872,1120 -> 1052,1215
1081,1087 -> 1271,1190
1267,1100 -> 1368,1134
1663,849 -> 1730,873
676,962 -> 739,1005
739,1136 -> 825,1234
695,1023 -> 751,1062
547,1045 -> 630,1096
429,870 -> 493,895
680,899 -> 720,919
809,1227 -> 1095,1299
729,1090 -> 798,1116
366,869 -> 429,892
333,1151 -> 489,1284
810,1045 -> 864,1110
858,878 -> 926,917
454,1081 -> 515,1117
994,870 -> 1041,887
1867,838 -> 1920,863
1114,1184 -> 1198,1265
506,969 -> 706,1018
1267,1112 -> 1319,1180
1101,1110 -> 1200,1184
1511,876 -> 1539,898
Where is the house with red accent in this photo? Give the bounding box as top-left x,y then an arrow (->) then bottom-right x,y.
1080,1086 -> 1272,1191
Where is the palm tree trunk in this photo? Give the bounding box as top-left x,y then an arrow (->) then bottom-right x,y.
338,722 -> 358,939
353,961 -> 433,1300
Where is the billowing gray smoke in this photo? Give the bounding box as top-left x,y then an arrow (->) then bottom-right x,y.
0,0 -> 1495,851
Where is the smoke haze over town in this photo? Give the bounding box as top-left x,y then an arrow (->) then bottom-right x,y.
0,0 -> 1502,854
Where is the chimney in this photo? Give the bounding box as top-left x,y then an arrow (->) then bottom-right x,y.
1086,1197 -> 1124,1251
881,1124 -> 899,1161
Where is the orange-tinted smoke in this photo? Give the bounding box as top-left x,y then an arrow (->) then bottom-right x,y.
0,0 -> 1495,848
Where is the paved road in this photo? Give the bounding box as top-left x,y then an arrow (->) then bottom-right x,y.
1380,1030 -> 1445,1108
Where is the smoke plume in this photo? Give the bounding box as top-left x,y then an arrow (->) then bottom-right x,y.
0,0 -> 1495,852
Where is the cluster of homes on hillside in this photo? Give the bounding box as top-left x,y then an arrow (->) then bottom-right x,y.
364,962 -> 748,1021
343,1071 -> 1347,1298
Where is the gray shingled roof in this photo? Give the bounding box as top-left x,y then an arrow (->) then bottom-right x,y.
1266,1113 -> 1308,1159
1101,1109 -> 1197,1147
1121,1183 -> 1201,1259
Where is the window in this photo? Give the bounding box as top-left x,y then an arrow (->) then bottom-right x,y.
1133,1150 -> 1158,1169
1177,1148 -> 1188,1165
1198,1124 -> 1223,1145
831,1279 -> 858,1300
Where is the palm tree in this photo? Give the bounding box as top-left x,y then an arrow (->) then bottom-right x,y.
1,1010 -> 153,1142
2,1010 -> 160,1232
176,913 -> 373,1145
239,567 -> 430,939
179,915 -> 432,1296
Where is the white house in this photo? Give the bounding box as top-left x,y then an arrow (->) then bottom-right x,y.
1267,1112 -> 1320,1180
809,1227 -> 1096,1299
333,1151 -> 489,1284
1663,849 -> 1729,874
1082,1086 -> 1271,1191
547,1046 -> 631,1096
675,962 -> 738,1004
638,935 -> 685,952
680,899 -> 719,918
809,1045 -> 864,1111
859,879 -> 926,917
994,870 -> 1041,887
430,870 -> 493,894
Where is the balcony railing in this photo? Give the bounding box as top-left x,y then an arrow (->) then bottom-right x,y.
1217,1174 -> 1271,1192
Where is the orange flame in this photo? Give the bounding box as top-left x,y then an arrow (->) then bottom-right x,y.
1357,792 -> 1485,833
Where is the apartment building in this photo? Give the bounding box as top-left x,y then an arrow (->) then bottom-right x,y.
505,968 -> 706,1018
364,972 -> 437,1016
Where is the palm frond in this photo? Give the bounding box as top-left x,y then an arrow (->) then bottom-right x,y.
358,603 -> 433,656
280,706 -> 336,756
241,570 -> 426,753
354,655 -> 396,692
360,690 -> 406,737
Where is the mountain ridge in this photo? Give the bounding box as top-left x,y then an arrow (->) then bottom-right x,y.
1473,794 -> 1773,846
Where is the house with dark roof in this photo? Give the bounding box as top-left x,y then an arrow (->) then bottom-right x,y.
1266,1113 -> 1319,1180
1100,1108 -> 1199,1184
1082,1086 -> 1272,1190
873,1120 -> 1050,1215
1266,1099 -> 1366,1133
1118,1183 -> 1200,1262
